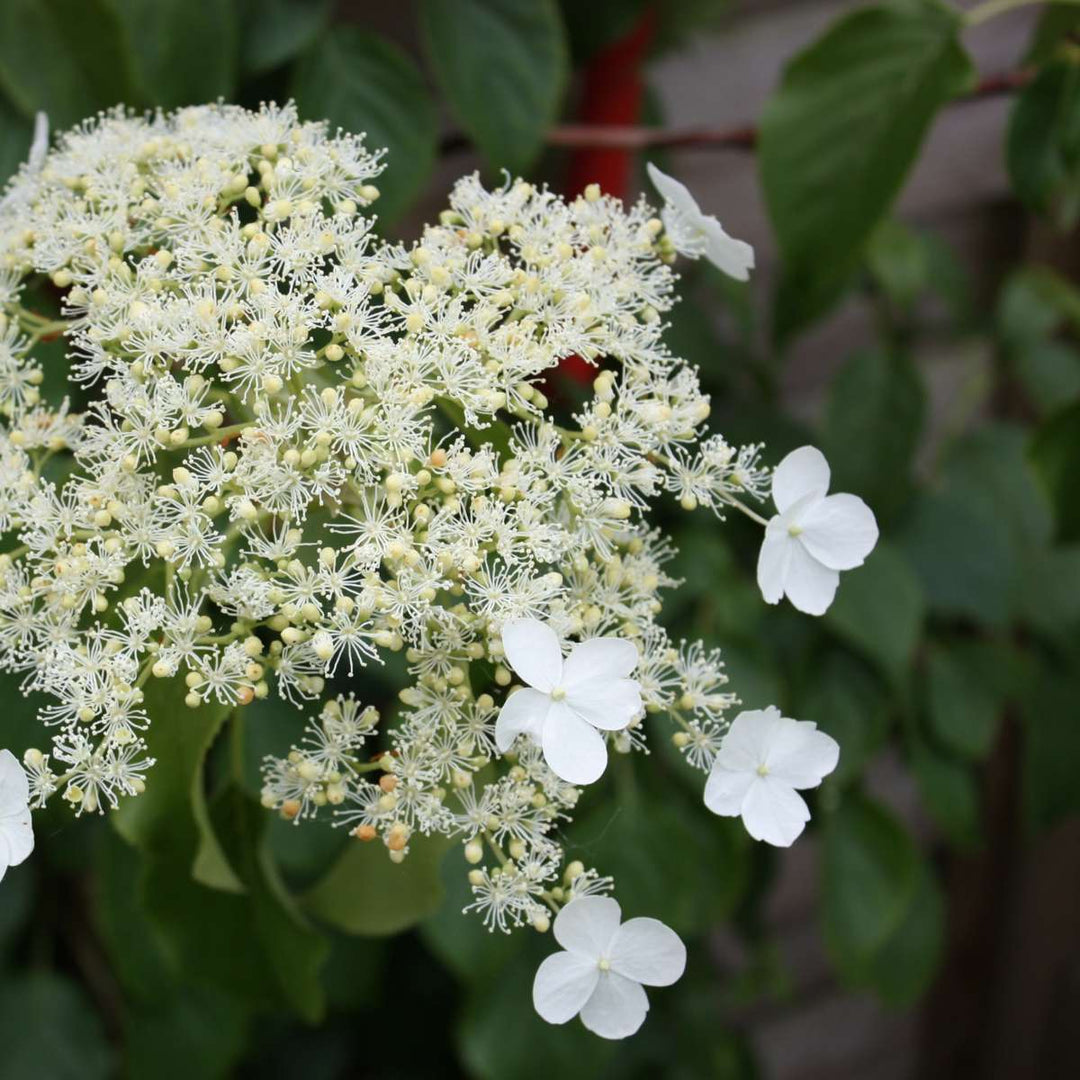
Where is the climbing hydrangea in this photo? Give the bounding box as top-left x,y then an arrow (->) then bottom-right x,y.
0,104 -> 868,1038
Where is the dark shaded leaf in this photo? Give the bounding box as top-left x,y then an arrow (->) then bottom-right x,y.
293,28 -> 437,225
418,0 -> 569,173
760,3 -> 974,339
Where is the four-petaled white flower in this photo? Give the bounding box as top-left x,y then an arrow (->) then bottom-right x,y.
757,445 -> 878,616
496,619 -> 642,785
533,896 -> 686,1039
647,162 -> 755,281
0,749 -> 34,883
704,707 -> 839,847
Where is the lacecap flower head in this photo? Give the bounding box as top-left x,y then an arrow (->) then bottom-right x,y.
0,104 -> 873,1041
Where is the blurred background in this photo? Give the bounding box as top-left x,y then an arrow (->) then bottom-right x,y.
2,1 -> 1079,1077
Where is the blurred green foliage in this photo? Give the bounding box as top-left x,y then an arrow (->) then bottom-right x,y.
1,1 -> 1080,1077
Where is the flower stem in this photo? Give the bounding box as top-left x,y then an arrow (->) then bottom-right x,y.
723,496 -> 769,528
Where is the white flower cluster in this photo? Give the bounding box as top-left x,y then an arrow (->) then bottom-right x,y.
0,105 -> 875,1039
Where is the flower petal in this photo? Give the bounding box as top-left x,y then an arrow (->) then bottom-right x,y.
554,895 -> 622,958
533,950 -> 600,1025
798,493 -> 879,571
562,637 -> 638,689
771,446 -> 830,514
646,162 -> 701,221
494,687 -> 550,753
609,917 -> 686,987
579,971 -> 650,1040
566,678 -> 642,732
703,765 -> 756,817
757,524 -> 793,606
0,812 -> 34,867
714,707 -> 785,773
542,701 -> 609,785
0,750 -> 29,817
765,720 -> 840,789
783,541 -> 839,616
28,111 -> 49,172
702,218 -> 755,282
740,777 -> 810,847
501,619 -> 562,692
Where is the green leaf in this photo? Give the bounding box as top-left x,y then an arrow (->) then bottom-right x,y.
925,642 -> 1005,760
420,846 -> 523,982
418,0 -> 569,173
998,265 -> 1080,348
799,651 -> 889,785
865,219 -> 929,311
1017,543 -> 1080,639
111,683 -> 327,1020
303,831 -> 454,936
822,348 -> 925,519
292,28 -> 438,226
0,95 -> 33,189
0,851 -> 32,959
1025,3 -> 1080,67
1014,341 -> 1080,414
759,3 -> 975,340
858,859 -> 944,1006
0,973 -> 114,1080
112,681 -> 233,855
0,0 -> 138,128
824,543 -> 925,684
822,793 -> 926,986
124,992 -> 249,1080
897,489 -> 1012,626
458,940 -> 617,1079
1022,665 -> 1080,833
208,785 -> 329,1021
1031,400 -> 1080,542
571,781 -> 749,937
907,732 -> 981,849
238,0 -> 331,76
115,0 -> 237,107
1007,61 -> 1080,230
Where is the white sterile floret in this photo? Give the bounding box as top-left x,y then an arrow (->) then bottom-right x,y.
704,706 -> 839,847
757,445 -> 879,615
496,619 -> 642,785
0,749 -> 33,883
646,162 -> 755,281
533,896 -> 686,1039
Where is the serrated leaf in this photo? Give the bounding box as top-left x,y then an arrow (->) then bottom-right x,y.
760,3 -> 975,340
292,28 -> 437,225
418,0 -> 569,173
